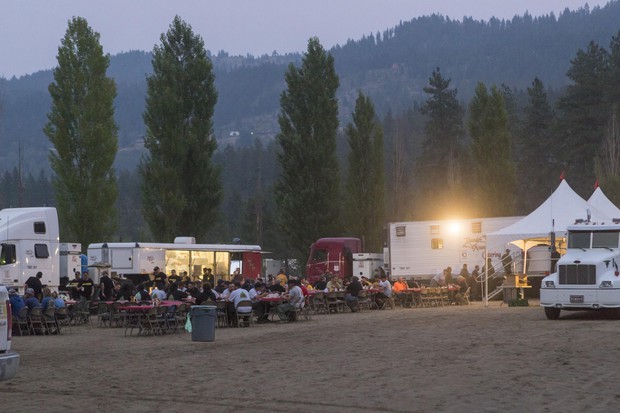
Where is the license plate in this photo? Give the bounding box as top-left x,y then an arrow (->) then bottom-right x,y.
570,295 -> 584,304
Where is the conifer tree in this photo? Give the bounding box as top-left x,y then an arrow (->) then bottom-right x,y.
468,83 -> 516,216
44,17 -> 118,249
275,37 -> 340,261
140,16 -> 221,241
345,91 -> 385,252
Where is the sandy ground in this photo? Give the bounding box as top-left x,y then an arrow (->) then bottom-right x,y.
3,300 -> 620,413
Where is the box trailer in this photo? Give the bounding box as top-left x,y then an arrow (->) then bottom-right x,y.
388,216 -> 523,280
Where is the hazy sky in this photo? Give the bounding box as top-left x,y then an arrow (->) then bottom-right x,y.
0,0 -> 609,78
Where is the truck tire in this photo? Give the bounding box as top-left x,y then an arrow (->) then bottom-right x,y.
544,307 -> 561,320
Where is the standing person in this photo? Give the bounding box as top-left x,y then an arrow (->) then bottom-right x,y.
345,276 -> 363,312
470,265 -> 481,301
202,268 -> 214,285
275,269 -> 288,287
80,271 -> 95,300
152,267 -> 167,289
99,271 -> 114,301
68,271 -> 82,301
24,271 -> 44,301
168,269 -> 180,285
502,249 -> 513,275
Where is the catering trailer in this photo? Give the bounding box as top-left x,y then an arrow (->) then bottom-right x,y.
88,238 -> 262,285
0,207 -> 60,293
387,216 -> 523,280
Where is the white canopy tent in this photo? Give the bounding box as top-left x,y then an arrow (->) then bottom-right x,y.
587,186 -> 620,219
487,180 -> 611,252
483,180 -> 612,306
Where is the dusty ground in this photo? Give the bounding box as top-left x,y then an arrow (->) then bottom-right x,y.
2,301 -> 620,413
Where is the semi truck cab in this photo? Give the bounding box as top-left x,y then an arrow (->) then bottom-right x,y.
541,222 -> 620,319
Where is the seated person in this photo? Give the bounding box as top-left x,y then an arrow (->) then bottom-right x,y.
195,283 -> 216,304
227,282 -> 253,326
345,276 -> 363,312
168,283 -> 189,301
150,286 -> 167,301
454,275 -> 470,305
326,276 -> 343,291
375,275 -> 393,309
249,282 -> 270,323
24,288 -> 41,312
277,279 -> 304,321
360,276 -> 372,286
268,281 -> 285,294
314,275 -> 328,291
9,289 -> 25,314
52,291 -> 66,308
392,277 -> 410,307
134,284 -> 151,301
41,287 -> 54,310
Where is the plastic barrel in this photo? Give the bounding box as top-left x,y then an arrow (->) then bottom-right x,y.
190,305 -> 217,342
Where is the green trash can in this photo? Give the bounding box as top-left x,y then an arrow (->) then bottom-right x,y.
190,305 -> 217,342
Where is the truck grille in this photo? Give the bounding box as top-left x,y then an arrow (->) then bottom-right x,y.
558,264 -> 596,285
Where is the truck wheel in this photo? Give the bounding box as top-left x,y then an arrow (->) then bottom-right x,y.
544,307 -> 561,320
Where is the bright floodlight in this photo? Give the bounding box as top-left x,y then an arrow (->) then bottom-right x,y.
448,221 -> 461,235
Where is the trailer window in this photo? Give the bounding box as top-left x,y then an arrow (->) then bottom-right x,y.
592,231 -> 620,248
34,244 -> 50,259
431,238 -> 443,249
0,243 -> 16,265
568,231 -> 591,249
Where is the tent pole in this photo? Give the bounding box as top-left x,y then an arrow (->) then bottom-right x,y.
484,247 -> 488,307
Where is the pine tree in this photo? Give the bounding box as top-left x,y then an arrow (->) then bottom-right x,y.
140,16 -> 221,242
468,83 -> 516,216
515,78 -> 559,212
275,37 -> 340,261
44,17 -> 118,249
557,41 -> 611,194
416,68 -> 466,217
345,91 -> 385,252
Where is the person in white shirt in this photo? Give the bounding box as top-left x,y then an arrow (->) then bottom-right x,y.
150,286 -> 167,300
249,282 -> 270,323
375,275 -> 393,309
226,282 -> 252,326
277,279 -> 304,321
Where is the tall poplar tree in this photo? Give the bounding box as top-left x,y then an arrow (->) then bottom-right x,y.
275,37 -> 340,261
140,16 -> 221,241
345,91 -> 385,252
44,17 -> 118,249
468,83 -> 516,216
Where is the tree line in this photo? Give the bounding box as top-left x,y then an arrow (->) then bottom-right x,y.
2,12 -> 620,266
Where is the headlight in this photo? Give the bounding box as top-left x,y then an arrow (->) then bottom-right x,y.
600,280 -> 613,288
545,281 -> 556,288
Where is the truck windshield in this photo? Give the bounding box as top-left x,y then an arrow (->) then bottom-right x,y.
568,231 -> 591,249
592,231 -> 620,248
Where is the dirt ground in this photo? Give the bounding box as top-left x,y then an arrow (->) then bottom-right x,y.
3,300 -> 620,413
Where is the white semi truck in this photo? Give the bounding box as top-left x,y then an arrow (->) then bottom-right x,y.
0,208 -> 60,293
541,221 -> 620,319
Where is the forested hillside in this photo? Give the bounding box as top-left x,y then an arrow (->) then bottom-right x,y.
1,2 -> 620,254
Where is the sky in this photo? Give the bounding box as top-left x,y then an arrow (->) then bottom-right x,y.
0,0 -> 610,78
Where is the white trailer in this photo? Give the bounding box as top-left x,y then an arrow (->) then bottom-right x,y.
388,216 -> 523,280
88,238 -> 262,284
352,253 -> 384,279
0,207 -> 60,292
59,243 -> 82,280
